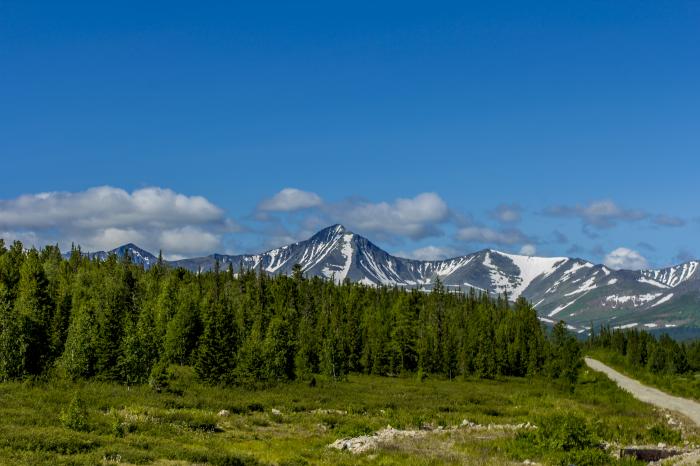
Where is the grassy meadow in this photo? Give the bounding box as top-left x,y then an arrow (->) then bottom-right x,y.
0,365 -> 693,465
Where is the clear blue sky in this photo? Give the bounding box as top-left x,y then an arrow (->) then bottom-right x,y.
1,1 -> 698,268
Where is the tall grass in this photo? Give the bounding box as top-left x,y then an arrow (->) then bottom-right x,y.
0,366 -> 692,465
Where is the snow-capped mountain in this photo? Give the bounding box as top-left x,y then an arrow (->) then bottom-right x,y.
65,243 -> 159,268
75,225 -> 700,331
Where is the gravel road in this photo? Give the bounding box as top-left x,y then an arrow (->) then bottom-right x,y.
585,357 -> 700,426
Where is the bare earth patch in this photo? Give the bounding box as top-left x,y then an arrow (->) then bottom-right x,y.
329,419 -> 536,454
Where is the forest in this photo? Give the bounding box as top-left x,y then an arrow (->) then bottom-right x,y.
588,325 -> 700,375
587,324 -> 700,402
0,239 -> 581,387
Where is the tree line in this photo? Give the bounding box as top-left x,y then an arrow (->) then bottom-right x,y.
587,325 -> 700,375
0,240 -> 581,387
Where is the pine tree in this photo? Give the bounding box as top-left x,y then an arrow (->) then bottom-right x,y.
59,301 -> 98,379
548,321 -> 582,390
232,321 -> 264,385
0,284 -> 24,380
15,249 -> 54,375
163,286 -> 201,365
263,315 -> 295,381
196,296 -> 238,384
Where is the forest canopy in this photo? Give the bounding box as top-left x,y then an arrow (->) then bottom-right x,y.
0,240 -> 581,387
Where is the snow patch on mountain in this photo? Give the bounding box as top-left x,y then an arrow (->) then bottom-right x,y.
604,293 -> 663,308
565,276 -> 598,296
638,276 -> 670,289
545,261 -> 593,294
339,233 -> 354,282
548,296 -> 584,317
651,293 -> 674,308
642,261 -> 698,288
493,251 -> 568,299
483,252 -> 512,294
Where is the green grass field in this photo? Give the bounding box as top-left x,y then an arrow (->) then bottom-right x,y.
0,366 -> 693,465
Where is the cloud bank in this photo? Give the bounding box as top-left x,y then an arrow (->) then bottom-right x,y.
0,186 -> 236,258
544,200 -> 646,229
259,188 -> 323,212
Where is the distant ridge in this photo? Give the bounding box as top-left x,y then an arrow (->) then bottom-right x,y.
68,224 -> 700,330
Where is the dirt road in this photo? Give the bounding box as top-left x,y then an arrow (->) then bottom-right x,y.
585,357 -> 700,426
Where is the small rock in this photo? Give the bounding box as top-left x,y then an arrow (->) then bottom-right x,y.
217,410 -> 230,417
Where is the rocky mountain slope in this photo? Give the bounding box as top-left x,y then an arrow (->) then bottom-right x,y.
76,225 -> 700,331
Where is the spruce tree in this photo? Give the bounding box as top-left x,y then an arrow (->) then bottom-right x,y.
0,284 -> 24,380
15,249 -> 53,375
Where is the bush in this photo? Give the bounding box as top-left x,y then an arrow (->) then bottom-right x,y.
247,402 -> 264,413
528,413 -> 597,452
60,394 -> 88,432
558,448 -> 617,466
648,423 -> 682,444
149,361 -> 170,393
510,413 -> 618,464
110,409 -> 135,438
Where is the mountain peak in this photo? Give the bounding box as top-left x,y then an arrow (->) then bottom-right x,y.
312,224 -> 350,238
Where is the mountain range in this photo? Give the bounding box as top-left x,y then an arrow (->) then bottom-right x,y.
73,224 -> 700,332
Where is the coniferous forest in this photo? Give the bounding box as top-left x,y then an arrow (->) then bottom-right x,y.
0,239 -> 581,387
588,326 -> 700,376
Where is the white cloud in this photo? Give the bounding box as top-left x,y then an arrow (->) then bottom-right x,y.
651,214 -> 685,227
159,226 -> 221,255
0,186 -> 224,230
396,245 -> 460,261
604,247 -> 649,270
519,244 -> 537,256
338,192 -> 449,239
0,186 -> 236,257
90,227 -> 147,248
491,204 -> 522,223
259,188 -> 323,212
545,200 -> 646,228
456,226 -> 528,245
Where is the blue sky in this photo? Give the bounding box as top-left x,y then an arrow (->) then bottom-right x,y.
1,1 -> 698,268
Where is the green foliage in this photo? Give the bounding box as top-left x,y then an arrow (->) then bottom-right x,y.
0,240 -> 585,387
110,409 -> 126,438
558,448 -> 617,466
525,413 -> 597,451
509,413 -> 639,465
589,325 -> 692,376
548,321 -> 583,390
58,302 -> 97,379
0,284 -> 24,380
60,393 -> 89,432
648,423 -> 682,444
0,369 -> 676,465
588,325 -> 700,401
148,359 -> 170,392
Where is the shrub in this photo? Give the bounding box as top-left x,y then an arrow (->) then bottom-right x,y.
149,361 -> 170,393
109,409 -> 135,438
648,423 -> 682,444
559,448 -> 614,466
528,413 -> 597,452
60,394 -> 89,432
247,402 -> 264,413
